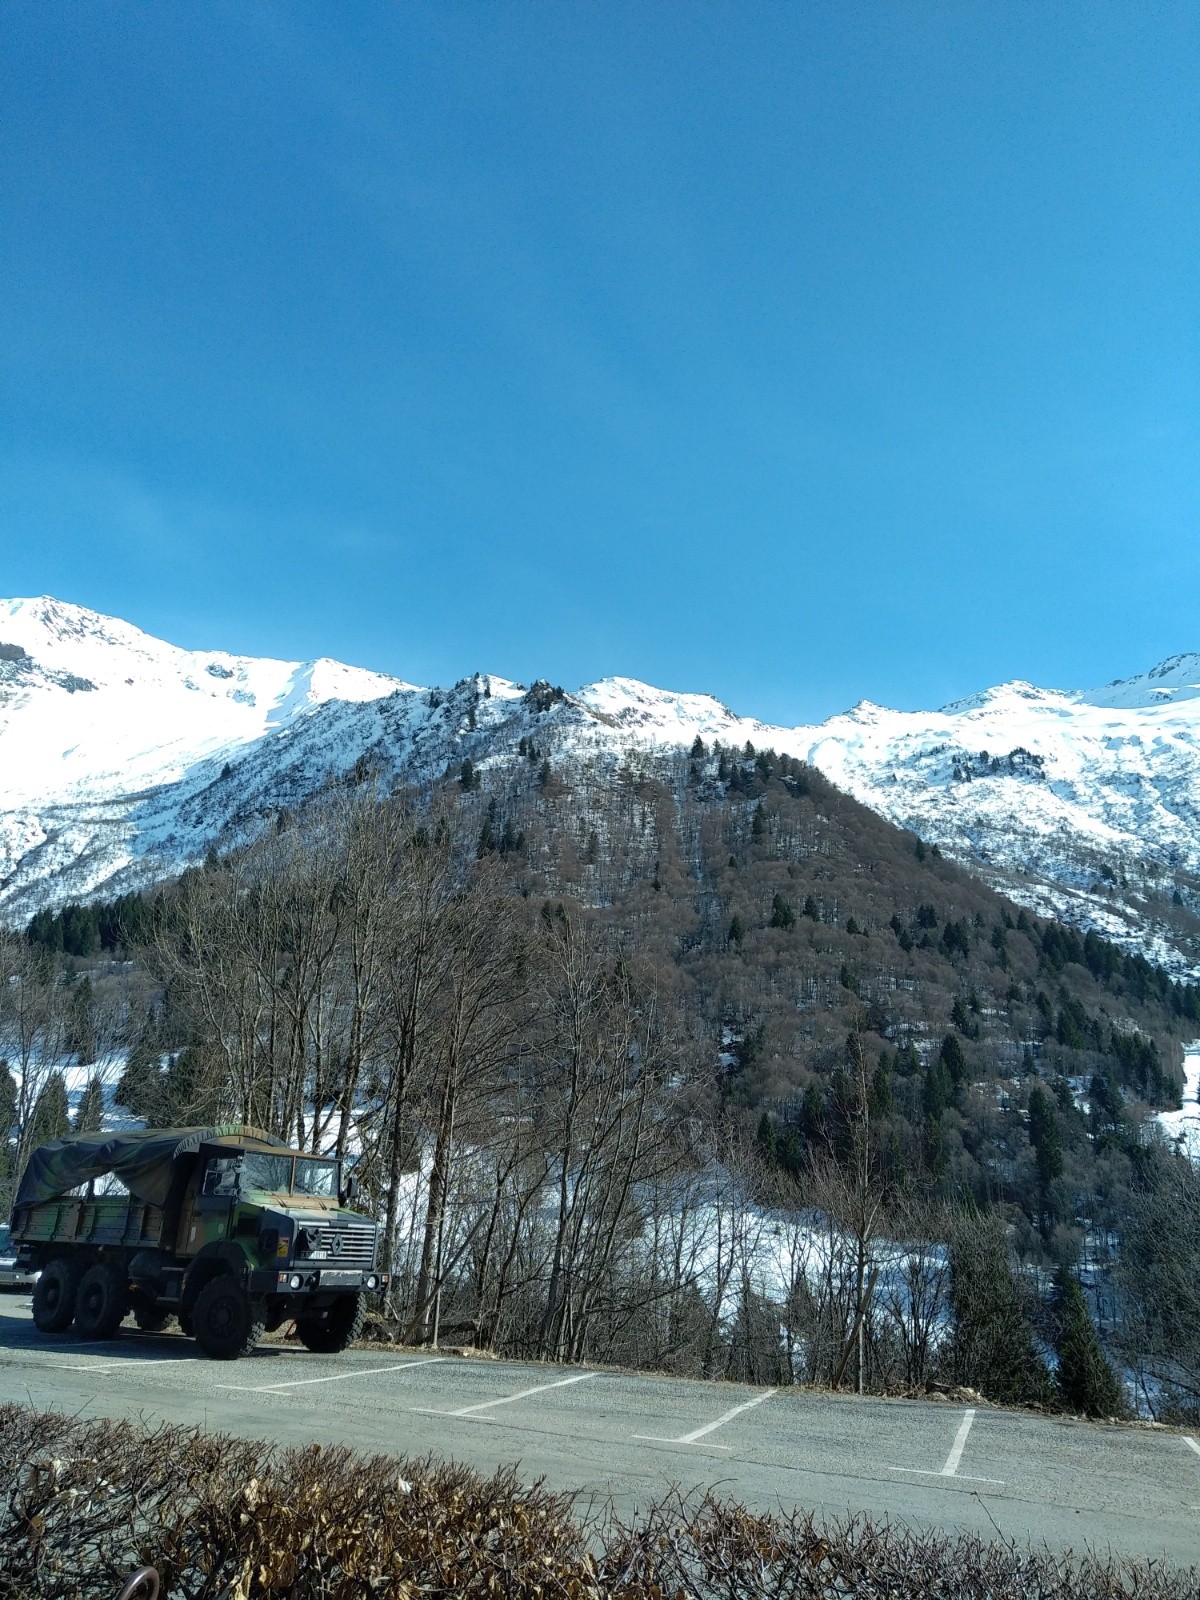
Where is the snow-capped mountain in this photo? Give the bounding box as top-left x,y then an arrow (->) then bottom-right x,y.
798,668 -> 1200,970
2,597 -> 1199,973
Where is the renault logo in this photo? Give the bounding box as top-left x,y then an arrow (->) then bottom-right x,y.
330,1233 -> 344,1257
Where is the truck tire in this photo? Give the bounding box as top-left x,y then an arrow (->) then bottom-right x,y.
75,1260 -> 129,1339
32,1257 -> 83,1333
193,1275 -> 266,1360
296,1292 -> 366,1354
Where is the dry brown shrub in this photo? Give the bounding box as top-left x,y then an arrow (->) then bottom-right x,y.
1,1405 -> 1195,1600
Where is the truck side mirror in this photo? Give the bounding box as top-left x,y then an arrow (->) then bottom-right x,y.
340,1173 -> 359,1207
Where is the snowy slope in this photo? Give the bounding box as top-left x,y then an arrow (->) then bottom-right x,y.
795,676 -> 1200,968
0,597 -> 409,911
2,597 -> 1199,973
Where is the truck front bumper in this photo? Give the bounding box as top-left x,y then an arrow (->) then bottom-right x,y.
267,1267 -> 388,1295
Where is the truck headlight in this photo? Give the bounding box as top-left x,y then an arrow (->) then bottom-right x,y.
288,1273 -> 303,1290
366,1274 -> 379,1290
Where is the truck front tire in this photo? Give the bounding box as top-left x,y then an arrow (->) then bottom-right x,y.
32,1258 -> 83,1333
296,1292 -> 366,1353
193,1276 -> 266,1360
75,1260 -> 129,1339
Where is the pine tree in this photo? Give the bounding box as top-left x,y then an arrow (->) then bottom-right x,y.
728,914 -> 745,946
755,1111 -> 776,1163
769,893 -> 795,930
1053,1272 -> 1124,1417
29,1072 -> 70,1149
0,1064 -> 16,1209
74,1074 -> 105,1134
940,1033 -> 969,1092
66,976 -> 97,1065
1028,1085 -> 1064,1235
803,895 -> 820,922
948,1212 -> 1051,1405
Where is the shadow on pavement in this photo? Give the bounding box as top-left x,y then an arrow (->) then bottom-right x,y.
0,1301 -> 296,1361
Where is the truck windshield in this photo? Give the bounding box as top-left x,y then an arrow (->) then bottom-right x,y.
239,1154 -> 294,1193
293,1158 -> 338,1197
201,1153 -> 341,1196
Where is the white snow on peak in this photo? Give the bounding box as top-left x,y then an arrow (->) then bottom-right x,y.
576,677 -> 747,740
1080,654 -> 1200,710
0,596 -> 407,804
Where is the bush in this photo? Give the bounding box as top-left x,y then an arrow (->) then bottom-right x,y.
1,1404 -> 1196,1600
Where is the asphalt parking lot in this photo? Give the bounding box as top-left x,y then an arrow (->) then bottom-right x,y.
1,1295 -> 1197,1567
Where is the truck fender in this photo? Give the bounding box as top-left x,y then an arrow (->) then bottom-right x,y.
181,1243 -> 251,1314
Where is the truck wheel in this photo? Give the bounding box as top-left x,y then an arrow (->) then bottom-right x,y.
32,1258 -> 83,1333
296,1292 -> 366,1354
75,1261 -> 128,1340
193,1276 -> 266,1360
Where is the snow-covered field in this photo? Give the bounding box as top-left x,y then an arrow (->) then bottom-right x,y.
1156,1043 -> 1200,1163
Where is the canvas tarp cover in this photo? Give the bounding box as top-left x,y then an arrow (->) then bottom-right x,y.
15,1125 -> 286,1209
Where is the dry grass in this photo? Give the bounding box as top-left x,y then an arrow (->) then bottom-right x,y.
1,1404 -> 1194,1600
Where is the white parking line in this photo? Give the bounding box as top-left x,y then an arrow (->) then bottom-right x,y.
1185,1436 -> 1200,1458
634,1387 -> 777,1449
888,1408 -> 1005,1487
415,1370 -> 598,1418
56,1356 -> 202,1373
218,1358 -> 446,1394
942,1408 -> 976,1475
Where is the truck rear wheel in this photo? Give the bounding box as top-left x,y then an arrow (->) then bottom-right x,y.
296,1292 -> 365,1354
193,1276 -> 266,1360
32,1258 -> 83,1333
75,1260 -> 128,1339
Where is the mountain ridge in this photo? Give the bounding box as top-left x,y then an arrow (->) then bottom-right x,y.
2,597 -> 1199,974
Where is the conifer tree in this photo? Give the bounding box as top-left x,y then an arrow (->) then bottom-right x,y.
755,1111 -> 776,1163
1052,1271 -> 1124,1417
948,1212 -> 1051,1404
74,1074 -> 105,1134
1028,1085 -> 1064,1235
770,893 -> 795,930
29,1072 -> 70,1149
0,1065 -> 16,1208
940,1033 -> 968,1092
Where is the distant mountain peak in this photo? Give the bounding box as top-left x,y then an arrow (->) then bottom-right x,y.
1082,653 -> 1200,709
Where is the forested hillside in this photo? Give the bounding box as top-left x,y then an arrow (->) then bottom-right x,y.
4,743 -> 1199,1416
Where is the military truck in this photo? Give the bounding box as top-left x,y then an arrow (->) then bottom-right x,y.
8,1125 -> 387,1360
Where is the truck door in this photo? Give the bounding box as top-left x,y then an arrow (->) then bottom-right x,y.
176,1155 -> 238,1256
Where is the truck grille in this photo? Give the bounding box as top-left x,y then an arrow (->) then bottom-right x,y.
298,1220 -> 377,1268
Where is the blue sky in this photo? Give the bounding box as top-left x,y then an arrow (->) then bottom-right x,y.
1,3 -> 1197,723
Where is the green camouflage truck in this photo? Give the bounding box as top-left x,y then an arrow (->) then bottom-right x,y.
8,1125 -> 387,1360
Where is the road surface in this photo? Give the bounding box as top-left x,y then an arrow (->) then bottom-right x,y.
1,1295 -> 1197,1567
